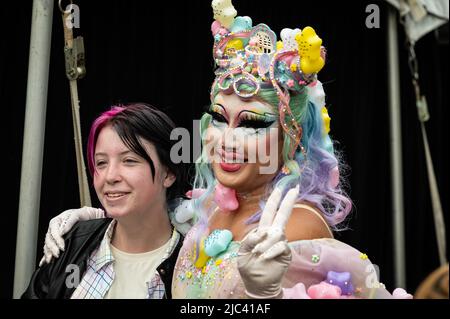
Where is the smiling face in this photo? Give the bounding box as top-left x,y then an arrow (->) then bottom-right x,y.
93,125 -> 174,220
205,92 -> 283,193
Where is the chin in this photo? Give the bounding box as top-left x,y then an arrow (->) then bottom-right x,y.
215,165 -> 280,194
212,163 -> 254,191
217,176 -> 245,190
102,204 -> 130,218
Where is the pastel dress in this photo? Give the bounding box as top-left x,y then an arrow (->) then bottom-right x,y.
171,204 -> 410,299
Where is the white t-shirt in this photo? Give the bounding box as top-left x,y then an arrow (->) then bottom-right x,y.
104,240 -> 171,299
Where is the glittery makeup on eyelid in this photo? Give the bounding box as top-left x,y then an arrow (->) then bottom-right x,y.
211,104 -> 227,118
211,103 -> 277,128
238,110 -> 277,123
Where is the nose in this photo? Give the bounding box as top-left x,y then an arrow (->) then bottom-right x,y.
105,161 -> 122,185
220,127 -> 242,152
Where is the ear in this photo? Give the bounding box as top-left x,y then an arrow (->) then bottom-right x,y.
163,170 -> 176,188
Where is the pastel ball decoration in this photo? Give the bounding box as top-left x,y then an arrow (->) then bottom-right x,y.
214,183 -> 239,211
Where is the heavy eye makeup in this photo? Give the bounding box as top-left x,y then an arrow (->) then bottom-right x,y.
238,114 -> 276,129
207,104 -> 277,136
235,112 -> 277,136
207,109 -> 276,127
206,110 -> 228,128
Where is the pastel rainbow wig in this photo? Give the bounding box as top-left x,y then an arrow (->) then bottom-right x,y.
191,0 -> 352,233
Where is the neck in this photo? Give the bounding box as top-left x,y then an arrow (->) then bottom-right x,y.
209,184 -> 269,240
233,184 -> 268,217
111,205 -> 172,253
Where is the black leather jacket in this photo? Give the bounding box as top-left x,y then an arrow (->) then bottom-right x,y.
21,219 -> 183,299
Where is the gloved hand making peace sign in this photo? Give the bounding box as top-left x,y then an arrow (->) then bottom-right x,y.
237,185 -> 300,299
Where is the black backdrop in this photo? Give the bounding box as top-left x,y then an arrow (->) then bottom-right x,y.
1,0 -> 448,299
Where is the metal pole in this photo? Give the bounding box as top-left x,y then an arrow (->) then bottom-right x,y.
387,7 -> 406,288
13,0 -> 54,298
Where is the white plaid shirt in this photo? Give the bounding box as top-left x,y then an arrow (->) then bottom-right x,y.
71,220 -> 180,299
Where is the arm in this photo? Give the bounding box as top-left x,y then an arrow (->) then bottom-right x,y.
39,207 -> 105,265
285,206 -> 332,241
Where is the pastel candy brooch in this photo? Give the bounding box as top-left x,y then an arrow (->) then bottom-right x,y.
204,229 -> 233,257
326,271 -> 355,295
307,271 -> 355,298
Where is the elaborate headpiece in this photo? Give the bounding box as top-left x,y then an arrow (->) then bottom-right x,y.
210,0 -> 327,158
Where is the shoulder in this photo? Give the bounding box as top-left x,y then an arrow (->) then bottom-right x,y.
22,219 -> 113,299
285,203 -> 333,242
64,218 -> 112,240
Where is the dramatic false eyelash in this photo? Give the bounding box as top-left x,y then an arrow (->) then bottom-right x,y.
238,119 -> 275,129
207,109 -> 277,129
238,114 -> 276,129
206,110 -> 228,123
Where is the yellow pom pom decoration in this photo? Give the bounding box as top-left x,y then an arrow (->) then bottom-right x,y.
295,26 -> 325,74
276,40 -> 284,51
360,253 -> 369,260
321,106 -> 331,134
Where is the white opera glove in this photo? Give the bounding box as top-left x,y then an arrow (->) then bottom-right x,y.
237,185 -> 299,299
39,206 -> 105,266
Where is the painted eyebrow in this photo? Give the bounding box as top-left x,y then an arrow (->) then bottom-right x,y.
211,103 -> 228,116
214,103 -> 276,118
237,110 -> 277,118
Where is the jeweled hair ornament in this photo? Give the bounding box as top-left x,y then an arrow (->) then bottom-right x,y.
210,0 -> 326,158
